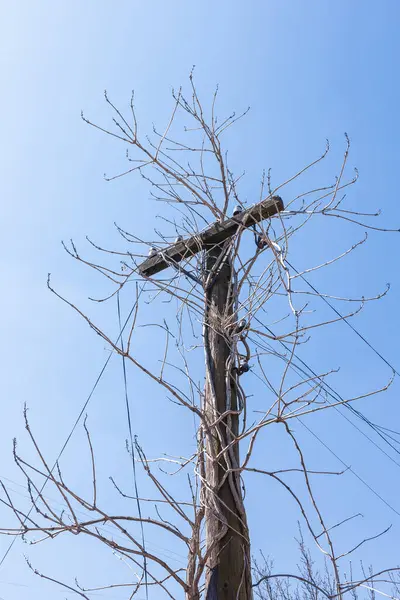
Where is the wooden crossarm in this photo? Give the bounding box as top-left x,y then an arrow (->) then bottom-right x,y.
138,195 -> 284,277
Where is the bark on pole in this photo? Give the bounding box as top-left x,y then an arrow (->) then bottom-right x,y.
204,245 -> 252,600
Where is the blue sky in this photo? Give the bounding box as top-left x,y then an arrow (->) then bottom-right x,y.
1,1 -> 400,598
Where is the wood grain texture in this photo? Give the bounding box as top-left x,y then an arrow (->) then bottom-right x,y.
204,247 -> 252,600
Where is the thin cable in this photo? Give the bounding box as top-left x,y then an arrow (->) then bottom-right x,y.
299,419 -> 400,517
252,312 -> 400,463
292,363 -> 400,468
374,424 -> 400,437
283,258 -> 400,454
268,327 -> 400,462
286,259 -> 400,377
117,291 -> 149,599
0,296 -> 141,570
249,235 -> 400,445
250,317 -> 400,515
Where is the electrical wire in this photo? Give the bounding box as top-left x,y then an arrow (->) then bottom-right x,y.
283,258 -> 400,454
1,237 -> 397,580
286,259 -> 400,378
299,419 -> 400,517
117,291 -> 149,599
249,244 -> 400,460
0,296 -> 141,570
254,322 -> 400,466
250,318 -> 400,517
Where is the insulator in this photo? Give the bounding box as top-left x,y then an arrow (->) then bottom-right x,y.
148,246 -> 158,257
174,235 -> 183,243
238,362 -> 250,375
256,236 -> 267,249
233,204 -> 243,216
236,318 -> 248,333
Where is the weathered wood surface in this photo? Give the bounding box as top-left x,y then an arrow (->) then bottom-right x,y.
138,195 -> 284,277
204,247 -> 252,600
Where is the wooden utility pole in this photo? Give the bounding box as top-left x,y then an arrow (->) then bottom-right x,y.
139,196 -> 284,599
203,241 -> 251,600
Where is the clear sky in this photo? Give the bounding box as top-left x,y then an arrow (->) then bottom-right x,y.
0,1 -> 400,598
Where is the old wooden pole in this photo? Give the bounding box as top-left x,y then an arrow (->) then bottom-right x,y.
138,196 -> 284,599
203,243 -> 252,600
